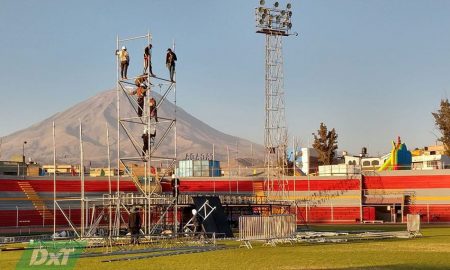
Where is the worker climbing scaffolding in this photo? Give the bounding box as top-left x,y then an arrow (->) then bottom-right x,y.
149,97 -> 158,122
141,126 -> 156,158
142,128 -> 149,158
135,74 -> 148,87
129,83 -> 148,117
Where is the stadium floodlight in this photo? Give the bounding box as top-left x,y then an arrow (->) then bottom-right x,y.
255,1 -> 293,35
254,1 -> 296,197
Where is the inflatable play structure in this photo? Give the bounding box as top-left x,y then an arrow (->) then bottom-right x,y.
379,136 -> 412,171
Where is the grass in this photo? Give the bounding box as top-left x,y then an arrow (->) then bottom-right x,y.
1,225 -> 450,270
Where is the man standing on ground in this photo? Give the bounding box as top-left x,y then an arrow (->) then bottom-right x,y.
128,207 -> 141,244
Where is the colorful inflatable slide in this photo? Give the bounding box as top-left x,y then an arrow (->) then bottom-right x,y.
378,137 -> 412,171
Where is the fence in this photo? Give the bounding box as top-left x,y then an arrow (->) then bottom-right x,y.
407,214 -> 420,233
238,214 -> 296,248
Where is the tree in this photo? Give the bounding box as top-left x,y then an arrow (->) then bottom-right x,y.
432,99 -> 450,155
312,123 -> 338,165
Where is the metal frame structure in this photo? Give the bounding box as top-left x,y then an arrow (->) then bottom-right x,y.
52,33 -> 179,239
239,214 -> 296,248
255,1 -> 294,198
116,33 -> 178,235
183,200 -> 216,233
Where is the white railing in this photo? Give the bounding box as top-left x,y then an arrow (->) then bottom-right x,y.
238,214 -> 296,248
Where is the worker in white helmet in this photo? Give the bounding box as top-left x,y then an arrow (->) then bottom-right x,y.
116,46 -> 130,79
142,127 -> 149,158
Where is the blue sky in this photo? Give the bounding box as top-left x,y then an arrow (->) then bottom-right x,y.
1,0 -> 450,156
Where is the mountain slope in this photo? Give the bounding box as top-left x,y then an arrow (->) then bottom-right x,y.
0,89 -> 264,165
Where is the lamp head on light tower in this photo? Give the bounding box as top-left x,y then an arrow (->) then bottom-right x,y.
255,0 -> 293,36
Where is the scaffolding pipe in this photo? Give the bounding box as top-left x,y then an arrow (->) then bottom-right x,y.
53,122 -> 56,236
173,39 -> 178,235
119,34 -> 150,42
55,201 -> 80,238
146,31 -> 152,235
292,136 -> 294,201
115,35 -> 121,237
106,122 -> 112,237
227,145 -> 231,193
213,144 -> 216,194
116,35 -> 121,197
79,120 -> 86,237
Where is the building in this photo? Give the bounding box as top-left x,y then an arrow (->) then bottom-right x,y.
298,148 -> 319,175
343,155 -> 383,171
412,144 -> 450,170
0,161 -> 27,176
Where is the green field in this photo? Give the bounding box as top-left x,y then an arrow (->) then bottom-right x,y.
1,225 -> 450,270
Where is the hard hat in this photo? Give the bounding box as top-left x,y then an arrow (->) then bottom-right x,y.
143,127 -> 148,133
140,83 -> 146,88
122,46 -> 126,50
171,174 -> 176,179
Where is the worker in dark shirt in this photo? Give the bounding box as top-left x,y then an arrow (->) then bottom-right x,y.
166,48 -> 177,82
143,44 -> 155,76
128,207 -> 141,244
171,174 -> 180,200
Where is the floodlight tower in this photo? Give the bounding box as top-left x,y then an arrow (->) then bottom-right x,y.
255,0 -> 294,197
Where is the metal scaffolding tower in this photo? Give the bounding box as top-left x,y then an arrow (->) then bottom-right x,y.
53,33 -> 179,239
255,1 -> 294,198
116,33 -> 178,235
